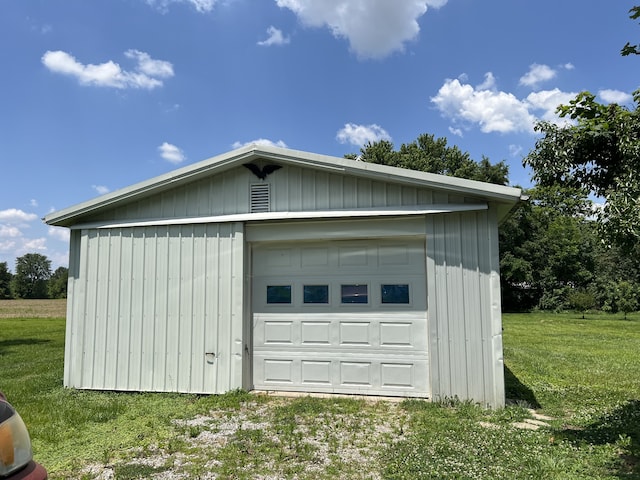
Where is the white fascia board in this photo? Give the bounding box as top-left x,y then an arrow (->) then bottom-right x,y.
251,145 -> 522,202
69,203 -> 488,230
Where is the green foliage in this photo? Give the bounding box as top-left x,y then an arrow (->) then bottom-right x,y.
350,133 -> 509,185
11,253 -> 52,299
0,261 -> 12,299
592,280 -> 640,317
499,185 -> 598,312
47,266 -> 68,299
524,88 -> 640,251
621,6 -> 640,56
567,289 -> 596,318
616,281 -> 639,319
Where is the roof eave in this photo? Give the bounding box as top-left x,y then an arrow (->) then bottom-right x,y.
44,144 -> 523,227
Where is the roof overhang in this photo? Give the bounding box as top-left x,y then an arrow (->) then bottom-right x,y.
44,144 -> 525,227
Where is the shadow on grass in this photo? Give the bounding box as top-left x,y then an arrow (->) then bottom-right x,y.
504,364 -> 541,409
0,338 -> 50,355
560,400 -> 640,477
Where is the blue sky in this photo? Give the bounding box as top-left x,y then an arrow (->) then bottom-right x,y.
1,0 -> 637,271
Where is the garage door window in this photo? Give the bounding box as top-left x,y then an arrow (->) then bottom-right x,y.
381,284 -> 410,304
341,284 -> 368,304
304,285 -> 329,304
267,285 -> 292,304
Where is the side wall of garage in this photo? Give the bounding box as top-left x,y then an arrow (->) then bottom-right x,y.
64,223 -> 246,394
426,207 -> 505,408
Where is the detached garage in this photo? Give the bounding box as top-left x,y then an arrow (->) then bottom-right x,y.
45,144 -> 523,408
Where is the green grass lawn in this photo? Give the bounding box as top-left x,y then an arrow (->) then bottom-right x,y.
1,310 -> 639,479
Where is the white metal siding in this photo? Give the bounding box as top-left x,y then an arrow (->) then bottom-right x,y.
86,165 -> 480,223
426,209 -> 505,407
64,223 -> 245,394
60,158 -> 509,407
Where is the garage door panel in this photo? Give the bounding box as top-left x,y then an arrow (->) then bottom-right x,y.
301,321 -> 331,345
301,360 -> 332,385
260,359 -> 295,384
263,321 -> 295,344
252,238 -> 429,397
380,322 -> 413,346
381,363 -> 414,388
254,313 -> 427,351
339,322 -> 371,346
254,355 -> 429,396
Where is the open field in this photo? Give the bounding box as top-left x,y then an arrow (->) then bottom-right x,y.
0,298 -> 66,318
1,305 -> 639,479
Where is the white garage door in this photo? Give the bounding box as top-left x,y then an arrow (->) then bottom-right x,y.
251,238 -> 429,397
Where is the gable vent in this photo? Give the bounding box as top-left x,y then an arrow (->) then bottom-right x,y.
250,183 -> 271,213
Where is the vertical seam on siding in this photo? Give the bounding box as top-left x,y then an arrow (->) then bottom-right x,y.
126,229 -> 135,389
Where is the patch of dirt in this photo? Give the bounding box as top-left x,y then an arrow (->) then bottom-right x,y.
81,398 -> 405,479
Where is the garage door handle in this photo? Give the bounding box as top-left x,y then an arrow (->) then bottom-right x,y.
205,352 -> 216,358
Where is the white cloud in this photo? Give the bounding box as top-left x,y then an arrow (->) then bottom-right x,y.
232,138 -> 288,149
336,123 -> 391,146
563,63 -> 574,70
125,49 -> 174,78
525,88 -> 577,123
49,250 -> 70,270
0,240 -> 17,253
448,126 -> 463,137
145,0 -> 217,12
431,78 -> 537,134
159,142 -> 186,164
48,227 -> 70,242
258,26 -> 291,46
92,185 -> 110,195
519,63 -> 557,88
42,50 -> 174,89
431,73 -> 578,134
598,89 -> 633,104
476,72 -> 496,91
0,226 -> 22,238
509,144 -> 523,157
276,0 -> 447,59
19,238 -> 47,253
29,199 -> 38,207
0,208 -> 44,263
0,209 -> 38,223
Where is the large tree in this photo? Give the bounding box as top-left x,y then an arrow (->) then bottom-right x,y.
499,185 -> 598,311
524,7 -> 640,251
48,266 -> 69,299
348,133 -> 509,185
0,262 -> 12,299
11,253 -> 52,299
524,91 -> 640,250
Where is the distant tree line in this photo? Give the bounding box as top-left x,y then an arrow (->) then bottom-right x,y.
0,253 -> 68,300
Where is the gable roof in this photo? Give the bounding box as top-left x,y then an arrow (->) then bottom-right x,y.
44,144 -> 524,228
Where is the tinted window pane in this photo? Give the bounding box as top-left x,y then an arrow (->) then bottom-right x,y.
267,285 -> 291,304
341,284 -> 368,304
304,285 -> 329,304
381,284 -> 410,304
